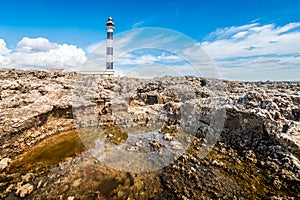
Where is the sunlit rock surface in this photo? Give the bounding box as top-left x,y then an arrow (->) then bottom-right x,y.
0,69 -> 299,199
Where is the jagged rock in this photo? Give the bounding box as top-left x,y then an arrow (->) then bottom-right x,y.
0,69 -> 299,199
16,183 -> 34,197
22,172 -> 35,183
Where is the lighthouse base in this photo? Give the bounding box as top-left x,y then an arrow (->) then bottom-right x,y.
102,69 -> 115,77
79,70 -> 115,77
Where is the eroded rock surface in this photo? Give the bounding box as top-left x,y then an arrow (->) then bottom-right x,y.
0,69 -> 299,199
0,69 -> 76,159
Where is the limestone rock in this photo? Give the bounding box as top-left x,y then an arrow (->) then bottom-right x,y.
0,157 -> 10,171
1,69 -> 300,199
16,183 -> 34,198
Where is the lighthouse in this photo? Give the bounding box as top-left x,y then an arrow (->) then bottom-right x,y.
106,17 -> 115,75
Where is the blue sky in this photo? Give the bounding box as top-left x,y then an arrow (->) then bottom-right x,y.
0,0 -> 300,80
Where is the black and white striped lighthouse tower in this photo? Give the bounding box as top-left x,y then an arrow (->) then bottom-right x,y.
106,17 -> 115,75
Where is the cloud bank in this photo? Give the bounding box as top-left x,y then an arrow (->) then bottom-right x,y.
0,37 -> 86,71
202,22 -> 300,80
1,22 -> 299,81
85,27 -> 217,78
85,23 -> 300,80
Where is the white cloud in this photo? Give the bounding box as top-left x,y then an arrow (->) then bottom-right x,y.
0,37 -> 86,71
202,22 -> 300,59
0,39 -> 12,66
1,23 -> 297,81
86,29 -> 141,55
0,55 -> 11,65
11,44 -> 86,68
16,37 -> 58,52
131,21 -> 145,29
115,51 -> 182,66
0,39 -> 11,55
84,27 -> 219,78
116,54 -> 157,65
232,31 -> 248,39
115,63 -> 198,78
201,22 -> 300,80
205,23 -> 259,41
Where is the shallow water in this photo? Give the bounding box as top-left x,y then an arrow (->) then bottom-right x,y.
9,130 -> 86,174
2,128 -> 295,199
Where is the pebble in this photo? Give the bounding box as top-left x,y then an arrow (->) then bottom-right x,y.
0,158 -> 11,171
72,179 -> 81,187
126,146 -> 139,152
164,133 -> 174,141
135,141 -> 143,147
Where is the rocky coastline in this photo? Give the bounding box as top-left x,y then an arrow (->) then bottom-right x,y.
0,69 -> 299,199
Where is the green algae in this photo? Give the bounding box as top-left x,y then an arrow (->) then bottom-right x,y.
206,148 -> 290,198
3,127 -> 294,199
9,130 -> 86,174
184,137 -> 291,198
102,126 -> 128,144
